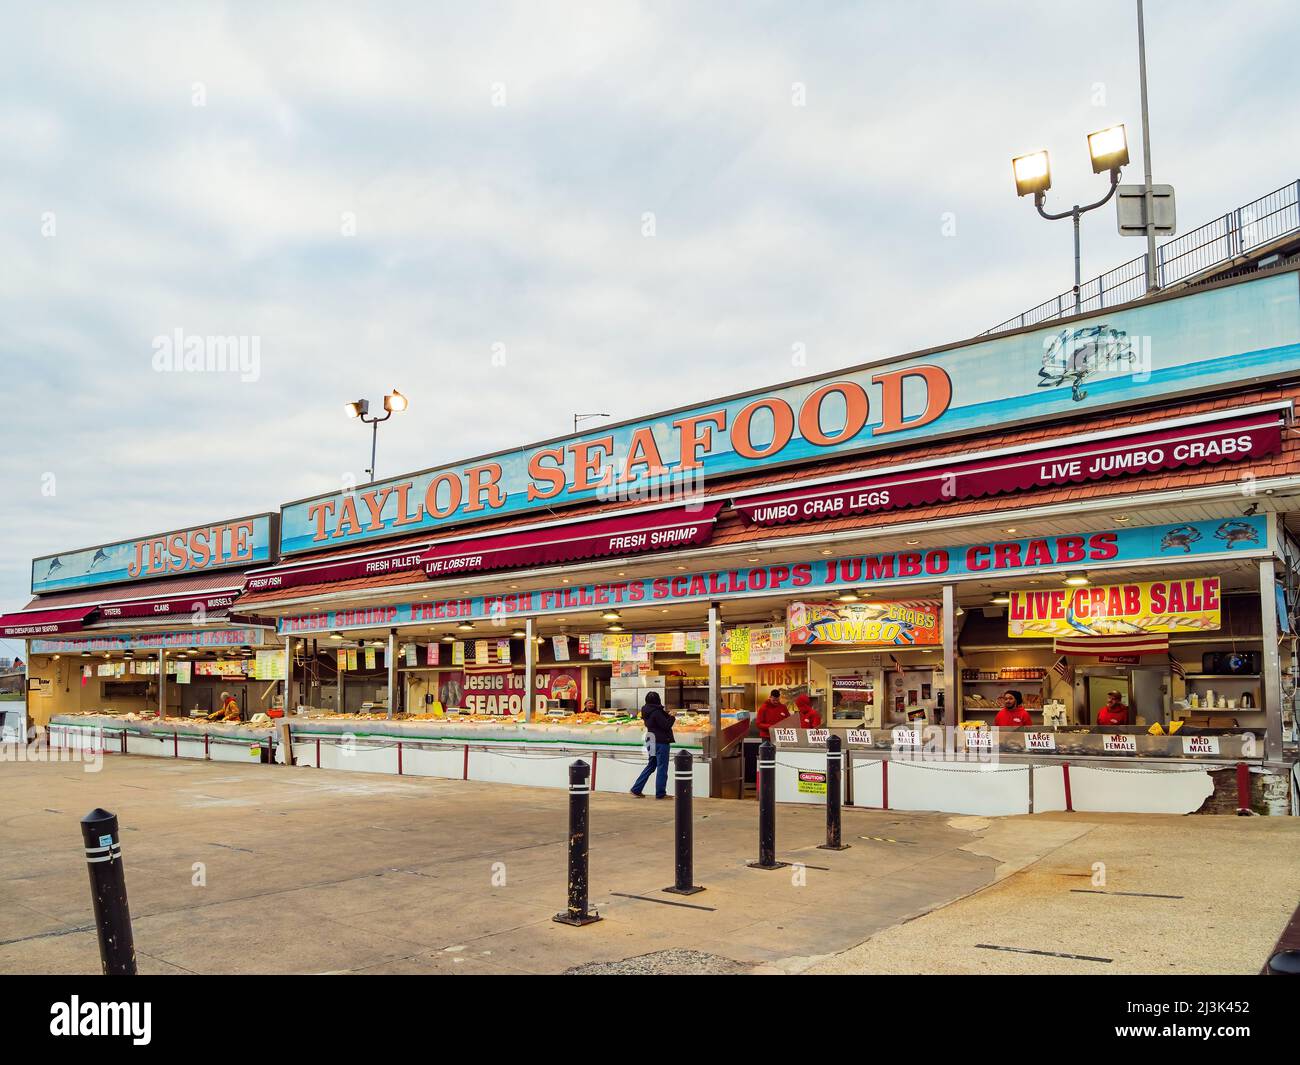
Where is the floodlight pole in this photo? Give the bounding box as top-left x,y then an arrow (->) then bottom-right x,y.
1137,0 -> 1158,292
1034,170 -> 1121,316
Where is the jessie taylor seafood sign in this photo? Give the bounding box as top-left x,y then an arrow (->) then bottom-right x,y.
1007,577 -> 1221,637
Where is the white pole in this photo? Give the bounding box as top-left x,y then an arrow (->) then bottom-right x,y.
523,617 -> 535,722
1137,0 -> 1158,291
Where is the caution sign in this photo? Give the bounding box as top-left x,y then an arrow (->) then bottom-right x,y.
797,770 -> 828,796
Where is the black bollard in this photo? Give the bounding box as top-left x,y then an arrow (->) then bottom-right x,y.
664,749 -> 704,895
748,740 -> 787,870
553,759 -> 601,926
818,734 -> 850,851
80,808 -> 137,975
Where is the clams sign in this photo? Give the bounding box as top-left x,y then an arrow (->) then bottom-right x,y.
279,271 -> 1300,555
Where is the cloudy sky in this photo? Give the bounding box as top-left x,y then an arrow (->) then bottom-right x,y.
2,0 -> 1298,643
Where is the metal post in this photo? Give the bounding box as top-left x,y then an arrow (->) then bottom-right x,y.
942,584 -> 958,726
748,741 -> 786,870
707,602 -> 721,797
337,647 -> 344,714
553,759 -> 601,925
1137,0 -> 1158,292
665,749 -> 704,894
284,636 -> 294,713
523,617 -> 535,723
1259,558 -> 1284,762
386,628 -> 397,719
369,419 -> 379,484
80,808 -> 136,975
818,734 -> 849,850
157,649 -> 166,719
1073,207 -> 1082,315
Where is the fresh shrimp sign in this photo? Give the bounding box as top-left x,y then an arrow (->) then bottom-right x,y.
1007,578 -> 1221,637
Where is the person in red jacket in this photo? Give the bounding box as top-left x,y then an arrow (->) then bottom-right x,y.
993,689 -> 1033,728
755,689 -> 790,741
1096,690 -> 1129,726
794,692 -> 821,729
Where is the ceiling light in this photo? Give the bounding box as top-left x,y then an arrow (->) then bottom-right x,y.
1005,527 -> 1017,534
329,632 -> 343,641
905,539 -> 920,546
602,611 -> 621,621
457,621 -> 474,631
441,635 -> 455,642
991,596 -> 1011,605
1064,573 -> 1090,586
819,549 -> 833,556
607,624 -> 624,632
837,592 -> 860,603
511,630 -> 526,638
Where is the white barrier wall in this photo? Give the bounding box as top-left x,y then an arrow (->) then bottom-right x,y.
1059,763 -> 1216,814
885,759 -> 1032,817
849,756 -> 884,808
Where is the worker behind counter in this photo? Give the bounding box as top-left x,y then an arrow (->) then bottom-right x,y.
794,692 -> 821,729
207,691 -> 241,723
993,689 -> 1033,728
755,689 -> 790,741
1096,690 -> 1130,727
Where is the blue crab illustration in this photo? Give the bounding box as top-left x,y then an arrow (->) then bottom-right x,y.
1214,520 -> 1260,549
1038,324 -> 1136,402
1160,525 -> 1202,553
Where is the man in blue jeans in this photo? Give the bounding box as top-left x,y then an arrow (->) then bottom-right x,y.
631,691 -> 675,799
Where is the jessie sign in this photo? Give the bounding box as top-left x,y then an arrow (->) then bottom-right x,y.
1007,577 -> 1221,637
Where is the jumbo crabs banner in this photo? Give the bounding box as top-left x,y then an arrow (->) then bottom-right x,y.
277,515 -> 1264,634
789,600 -> 941,646
1007,577 -> 1221,637
279,272 -> 1300,555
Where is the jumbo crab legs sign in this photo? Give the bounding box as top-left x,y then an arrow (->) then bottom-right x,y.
276,515 -> 1265,634
733,411 -> 1282,525
278,272 -> 1300,555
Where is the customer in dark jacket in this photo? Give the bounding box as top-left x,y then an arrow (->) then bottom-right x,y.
630,691 -> 675,799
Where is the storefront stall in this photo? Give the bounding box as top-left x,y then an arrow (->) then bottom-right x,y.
7,269 -> 1300,813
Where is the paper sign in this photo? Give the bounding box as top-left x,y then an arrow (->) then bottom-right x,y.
806,728 -> 830,745
1024,732 -> 1056,751
846,729 -> 873,746
963,730 -> 994,750
797,771 -> 828,796
553,635 -> 570,661
1103,733 -> 1137,753
364,646 -> 376,671
427,642 -> 439,666
772,727 -> 798,744
891,727 -> 922,748
1182,735 -> 1221,756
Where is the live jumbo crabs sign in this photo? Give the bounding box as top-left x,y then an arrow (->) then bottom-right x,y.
279,273 -> 1300,555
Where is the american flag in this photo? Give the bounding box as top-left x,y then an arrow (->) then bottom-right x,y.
1169,655 -> 1186,680
1051,655 -> 1074,686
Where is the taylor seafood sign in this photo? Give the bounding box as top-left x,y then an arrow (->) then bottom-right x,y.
32,515 -> 275,595
278,272 -> 1300,555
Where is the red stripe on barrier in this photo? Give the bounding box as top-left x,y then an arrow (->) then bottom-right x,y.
316,738 -> 321,768
463,745 -> 470,780
590,751 -> 598,792
881,759 -> 889,811
397,742 -> 403,776
1062,762 -> 1074,812
121,730 -> 127,755
1236,762 -> 1251,814
204,733 -> 210,760
174,732 -> 179,759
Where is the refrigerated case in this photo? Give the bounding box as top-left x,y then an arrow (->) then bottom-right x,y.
609,673 -> 666,712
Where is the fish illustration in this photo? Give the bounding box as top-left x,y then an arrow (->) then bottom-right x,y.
1160,525 -> 1202,553
45,557 -> 63,577
1214,520 -> 1259,549
89,548 -> 110,570
1038,324 -> 1136,402
1065,605 -> 1147,636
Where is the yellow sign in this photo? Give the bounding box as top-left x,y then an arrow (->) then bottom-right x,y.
796,770 -> 827,796
1007,577 -> 1221,637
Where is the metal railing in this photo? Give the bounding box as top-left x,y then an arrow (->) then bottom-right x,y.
984,179 -> 1300,335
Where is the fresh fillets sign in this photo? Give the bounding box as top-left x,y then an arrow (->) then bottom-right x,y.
278,272 -> 1300,555
276,516 -> 1265,635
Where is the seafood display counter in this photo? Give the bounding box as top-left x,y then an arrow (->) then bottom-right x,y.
766,723 -> 1267,816
277,710 -> 713,794
48,712 -> 275,763
45,710 -> 715,794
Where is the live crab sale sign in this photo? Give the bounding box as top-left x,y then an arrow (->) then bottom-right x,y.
1007,577 -> 1221,637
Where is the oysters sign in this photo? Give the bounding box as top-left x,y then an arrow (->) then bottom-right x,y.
279,271 -> 1300,555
